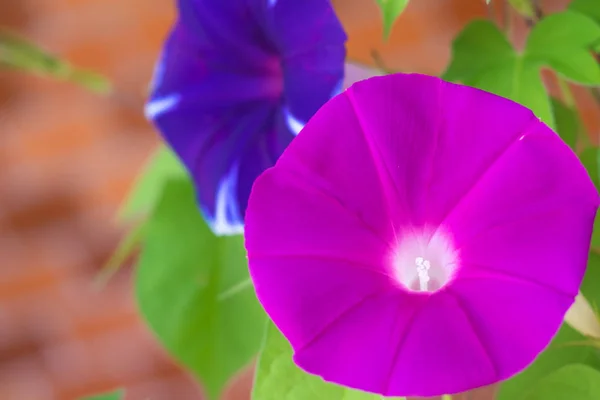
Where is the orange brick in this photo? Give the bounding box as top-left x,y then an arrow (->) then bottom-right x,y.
0,356 -> 57,400
41,340 -> 96,392
0,265 -> 63,301
124,372 -> 204,400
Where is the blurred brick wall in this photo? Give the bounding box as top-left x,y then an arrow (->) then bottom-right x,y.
0,0 -> 204,399
0,1 -> 597,400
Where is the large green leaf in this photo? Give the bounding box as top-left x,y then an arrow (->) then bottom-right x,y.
443,20 -> 554,127
570,0 -> 600,25
525,11 -> 600,85
578,146 -> 600,249
0,29 -> 111,93
522,364 -> 600,399
135,178 -> 266,399
497,324 -> 599,399
253,321 -> 405,400
375,0 -> 409,39
443,20 -> 515,83
118,145 -> 187,221
80,390 -> 124,400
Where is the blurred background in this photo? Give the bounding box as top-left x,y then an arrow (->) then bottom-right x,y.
0,0 -> 598,399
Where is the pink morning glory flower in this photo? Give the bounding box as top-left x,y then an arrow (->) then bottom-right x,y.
244,73 -> 600,397
145,0 -> 346,235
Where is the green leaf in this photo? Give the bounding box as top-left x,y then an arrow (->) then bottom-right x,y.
79,390 -> 124,400
581,251 -> 600,320
570,0 -> 600,25
577,146 -> 600,249
551,98 -> 581,149
525,11 -> 600,85
522,364 -> 600,399
443,20 -> 515,83
508,0 -> 535,18
498,244 -> 600,399
443,20 -> 554,127
135,178 -> 265,399
0,29 -> 111,93
375,0 -> 409,39
497,324 -> 599,399
579,147 -> 600,191
253,321 -> 405,400
118,145 -> 187,221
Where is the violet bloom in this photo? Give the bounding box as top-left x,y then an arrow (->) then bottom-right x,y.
145,0 -> 346,235
245,74 -> 600,396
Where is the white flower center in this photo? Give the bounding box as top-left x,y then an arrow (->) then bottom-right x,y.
391,228 -> 458,293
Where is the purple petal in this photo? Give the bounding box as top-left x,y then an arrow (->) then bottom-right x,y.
269,0 -> 346,124
245,73 -> 600,396
177,0 -> 276,69
146,0 -> 346,234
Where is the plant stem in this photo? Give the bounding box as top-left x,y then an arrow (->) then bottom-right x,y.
558,76 -> 593,151
371,50 -> 395,74
557,77 -> 575,108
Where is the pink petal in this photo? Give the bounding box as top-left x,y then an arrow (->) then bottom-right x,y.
387,292 -> 496,396
245,93 -> 399,263
250,256 -> 394,350
293,290 -> 424,394
448,276 -> 575,381
448,123 -> 597,295
343,74 -> 440,227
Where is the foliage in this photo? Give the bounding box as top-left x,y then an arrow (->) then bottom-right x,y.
522,364 -> 600,399
253,322 -> 406,400
135,178 -> 266,399
443,11 -> 600,128
0,28 -> 111,93
79,390 -> 124,400
375,0 -> 409,39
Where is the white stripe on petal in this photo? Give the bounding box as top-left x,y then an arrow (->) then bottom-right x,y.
330,77 -> 344,97
145,94 -> 181,120
212,163 -> 245,236
284,108 -> 306,136
226,161 -> 244,225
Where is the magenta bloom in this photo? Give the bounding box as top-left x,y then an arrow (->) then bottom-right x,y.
245,74 -> 600,396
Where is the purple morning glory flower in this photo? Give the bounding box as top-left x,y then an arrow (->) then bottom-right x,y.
145,0 -> 346,235
244,73 -> 600,397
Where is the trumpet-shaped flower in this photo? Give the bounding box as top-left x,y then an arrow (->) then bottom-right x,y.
245,73 -> 600,397
146,0 -> 346,234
